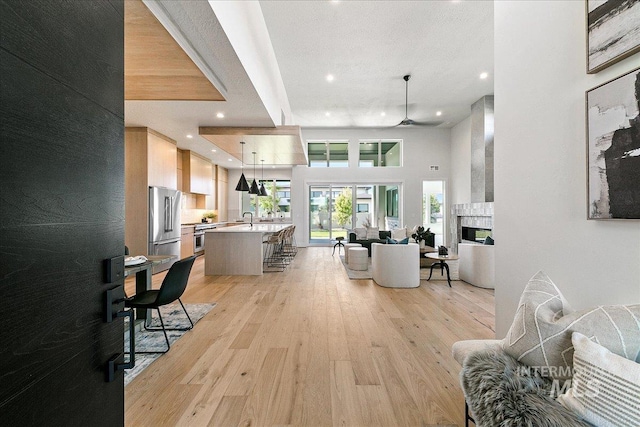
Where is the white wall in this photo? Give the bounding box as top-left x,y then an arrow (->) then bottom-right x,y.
494,1 -> 640,337
291,127 -> 452,246
450,116 -> 471,205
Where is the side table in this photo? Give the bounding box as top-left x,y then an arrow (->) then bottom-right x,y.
332,236 -> 345,255
425,253 -> 459,287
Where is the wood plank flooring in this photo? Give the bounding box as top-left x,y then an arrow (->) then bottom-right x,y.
125,247 -> 495,426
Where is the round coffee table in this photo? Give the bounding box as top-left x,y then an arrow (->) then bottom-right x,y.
425,252 -> 459,287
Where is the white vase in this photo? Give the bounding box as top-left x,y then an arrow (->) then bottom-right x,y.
419,240 -> 426,249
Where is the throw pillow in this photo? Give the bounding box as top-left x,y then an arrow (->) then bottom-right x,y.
365,226 -> 379,240
484,236 -> 494,245
391,227 -> 408,240
398,237 -> 409,244
354,227 -> 367,240
386,237 -> 398,244
502,271 -> 640,380
557,332 -> 640,427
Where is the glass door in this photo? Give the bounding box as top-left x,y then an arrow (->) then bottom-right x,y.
309,184 -> 352,242
422,180 -> 445,246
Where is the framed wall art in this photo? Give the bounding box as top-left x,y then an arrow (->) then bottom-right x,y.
586,0 -> 640,73
586,67 -> 640,219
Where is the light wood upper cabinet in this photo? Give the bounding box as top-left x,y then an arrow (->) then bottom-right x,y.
176,149 -> 183,192
147,131 -> 177,189
217,166 -> 228,221
182,151 -> 213,195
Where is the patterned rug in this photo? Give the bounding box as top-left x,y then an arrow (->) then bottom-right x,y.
124,302 -> 216,386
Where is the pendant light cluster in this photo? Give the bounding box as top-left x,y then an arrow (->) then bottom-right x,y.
234,142 -> 268,198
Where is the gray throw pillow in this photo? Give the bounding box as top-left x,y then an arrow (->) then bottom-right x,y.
502,271 -> 640,380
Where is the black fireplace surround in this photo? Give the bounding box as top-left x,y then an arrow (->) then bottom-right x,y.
461,226 -> 492,243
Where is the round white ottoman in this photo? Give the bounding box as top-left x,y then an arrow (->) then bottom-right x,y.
348,247 -> 368,271
343,243 -> 361,263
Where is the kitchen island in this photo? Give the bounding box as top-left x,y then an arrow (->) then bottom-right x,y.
204,223 -> 290,275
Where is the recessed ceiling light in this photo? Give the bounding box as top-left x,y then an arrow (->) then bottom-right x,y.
436,111 -> 442,116
272,166 -> 276,168
216,112 -> 225,118
186,134 -> 193,139
211,149 -> 217,152
228,158 -> 233,162
381,112 -> 386,116
480,72 -> 488,79
325,112 -> 331,117
326,74 -> 334,82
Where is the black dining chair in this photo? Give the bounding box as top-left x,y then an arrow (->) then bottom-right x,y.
125,255 -> 196,353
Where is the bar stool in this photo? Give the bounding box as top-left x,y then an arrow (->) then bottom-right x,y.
348,247 -> 368,271
332,236 -> 345,255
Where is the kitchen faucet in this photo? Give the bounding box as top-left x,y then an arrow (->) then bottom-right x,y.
243,211 -> 253,227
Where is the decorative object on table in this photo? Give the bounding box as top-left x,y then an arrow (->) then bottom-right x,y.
235,141 -> 250,191
586,0 -> 640,74
124,302 -> 216,386
411,226 -> 434,249
586,67 -> 640,219
438,246 -> 448,256
125,255 -> 148,266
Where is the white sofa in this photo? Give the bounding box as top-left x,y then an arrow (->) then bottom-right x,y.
458,243 -> 494,289
371,242 -> 420,288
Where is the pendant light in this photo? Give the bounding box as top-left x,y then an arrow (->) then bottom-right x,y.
249,151 -> 260,194
259,159 -> 268,197
235,141 -> 250,191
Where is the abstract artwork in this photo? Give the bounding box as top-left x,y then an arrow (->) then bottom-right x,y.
587,0 -> 640,73
587,67 -> 640,219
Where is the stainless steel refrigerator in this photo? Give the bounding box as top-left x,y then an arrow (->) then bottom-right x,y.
148,186 -> 182,273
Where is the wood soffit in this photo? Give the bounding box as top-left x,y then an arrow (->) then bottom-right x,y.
199,126 -> 307,166
124,0 -> 225,101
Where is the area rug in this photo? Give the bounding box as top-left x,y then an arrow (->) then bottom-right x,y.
340,255 -> 373,279
123,302 -> 216,386
340,255 -> 451,281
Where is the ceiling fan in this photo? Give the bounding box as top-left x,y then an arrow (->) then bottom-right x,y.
395,74 -> 442,127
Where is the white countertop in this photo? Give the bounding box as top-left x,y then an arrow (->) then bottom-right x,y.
206,223 -> 290,233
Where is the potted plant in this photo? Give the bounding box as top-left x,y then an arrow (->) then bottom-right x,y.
203,211 -> 217,223
411,226 -> 433,248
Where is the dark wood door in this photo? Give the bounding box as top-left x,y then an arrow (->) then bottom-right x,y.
0,1 -> 125,424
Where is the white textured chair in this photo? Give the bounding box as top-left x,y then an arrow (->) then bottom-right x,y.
371,242 -> 420,288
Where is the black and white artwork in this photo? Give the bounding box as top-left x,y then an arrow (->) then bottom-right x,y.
587,0 -> 640,73
587,68 -> 640,219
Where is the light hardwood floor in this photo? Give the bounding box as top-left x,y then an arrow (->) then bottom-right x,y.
125,247 -> 495,426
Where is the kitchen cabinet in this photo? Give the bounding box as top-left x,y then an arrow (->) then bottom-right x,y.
177,149 -> 183,192
125,127 -> 177,256
182,150 -> 213,195
180,225 -> 195,258
217,166 -> 228,221
205,164 -> 217,210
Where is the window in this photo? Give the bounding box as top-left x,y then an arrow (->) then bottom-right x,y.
308,141 -> 349,167
359,140 -> 401,167
248,179 -> 292,219
357,203 -> 369,213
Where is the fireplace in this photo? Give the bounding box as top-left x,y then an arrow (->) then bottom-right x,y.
461,226 -> 492,243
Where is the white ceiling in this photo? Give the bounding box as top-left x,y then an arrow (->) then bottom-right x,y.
125,0 -> 494,167
260,0 -> 494,128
